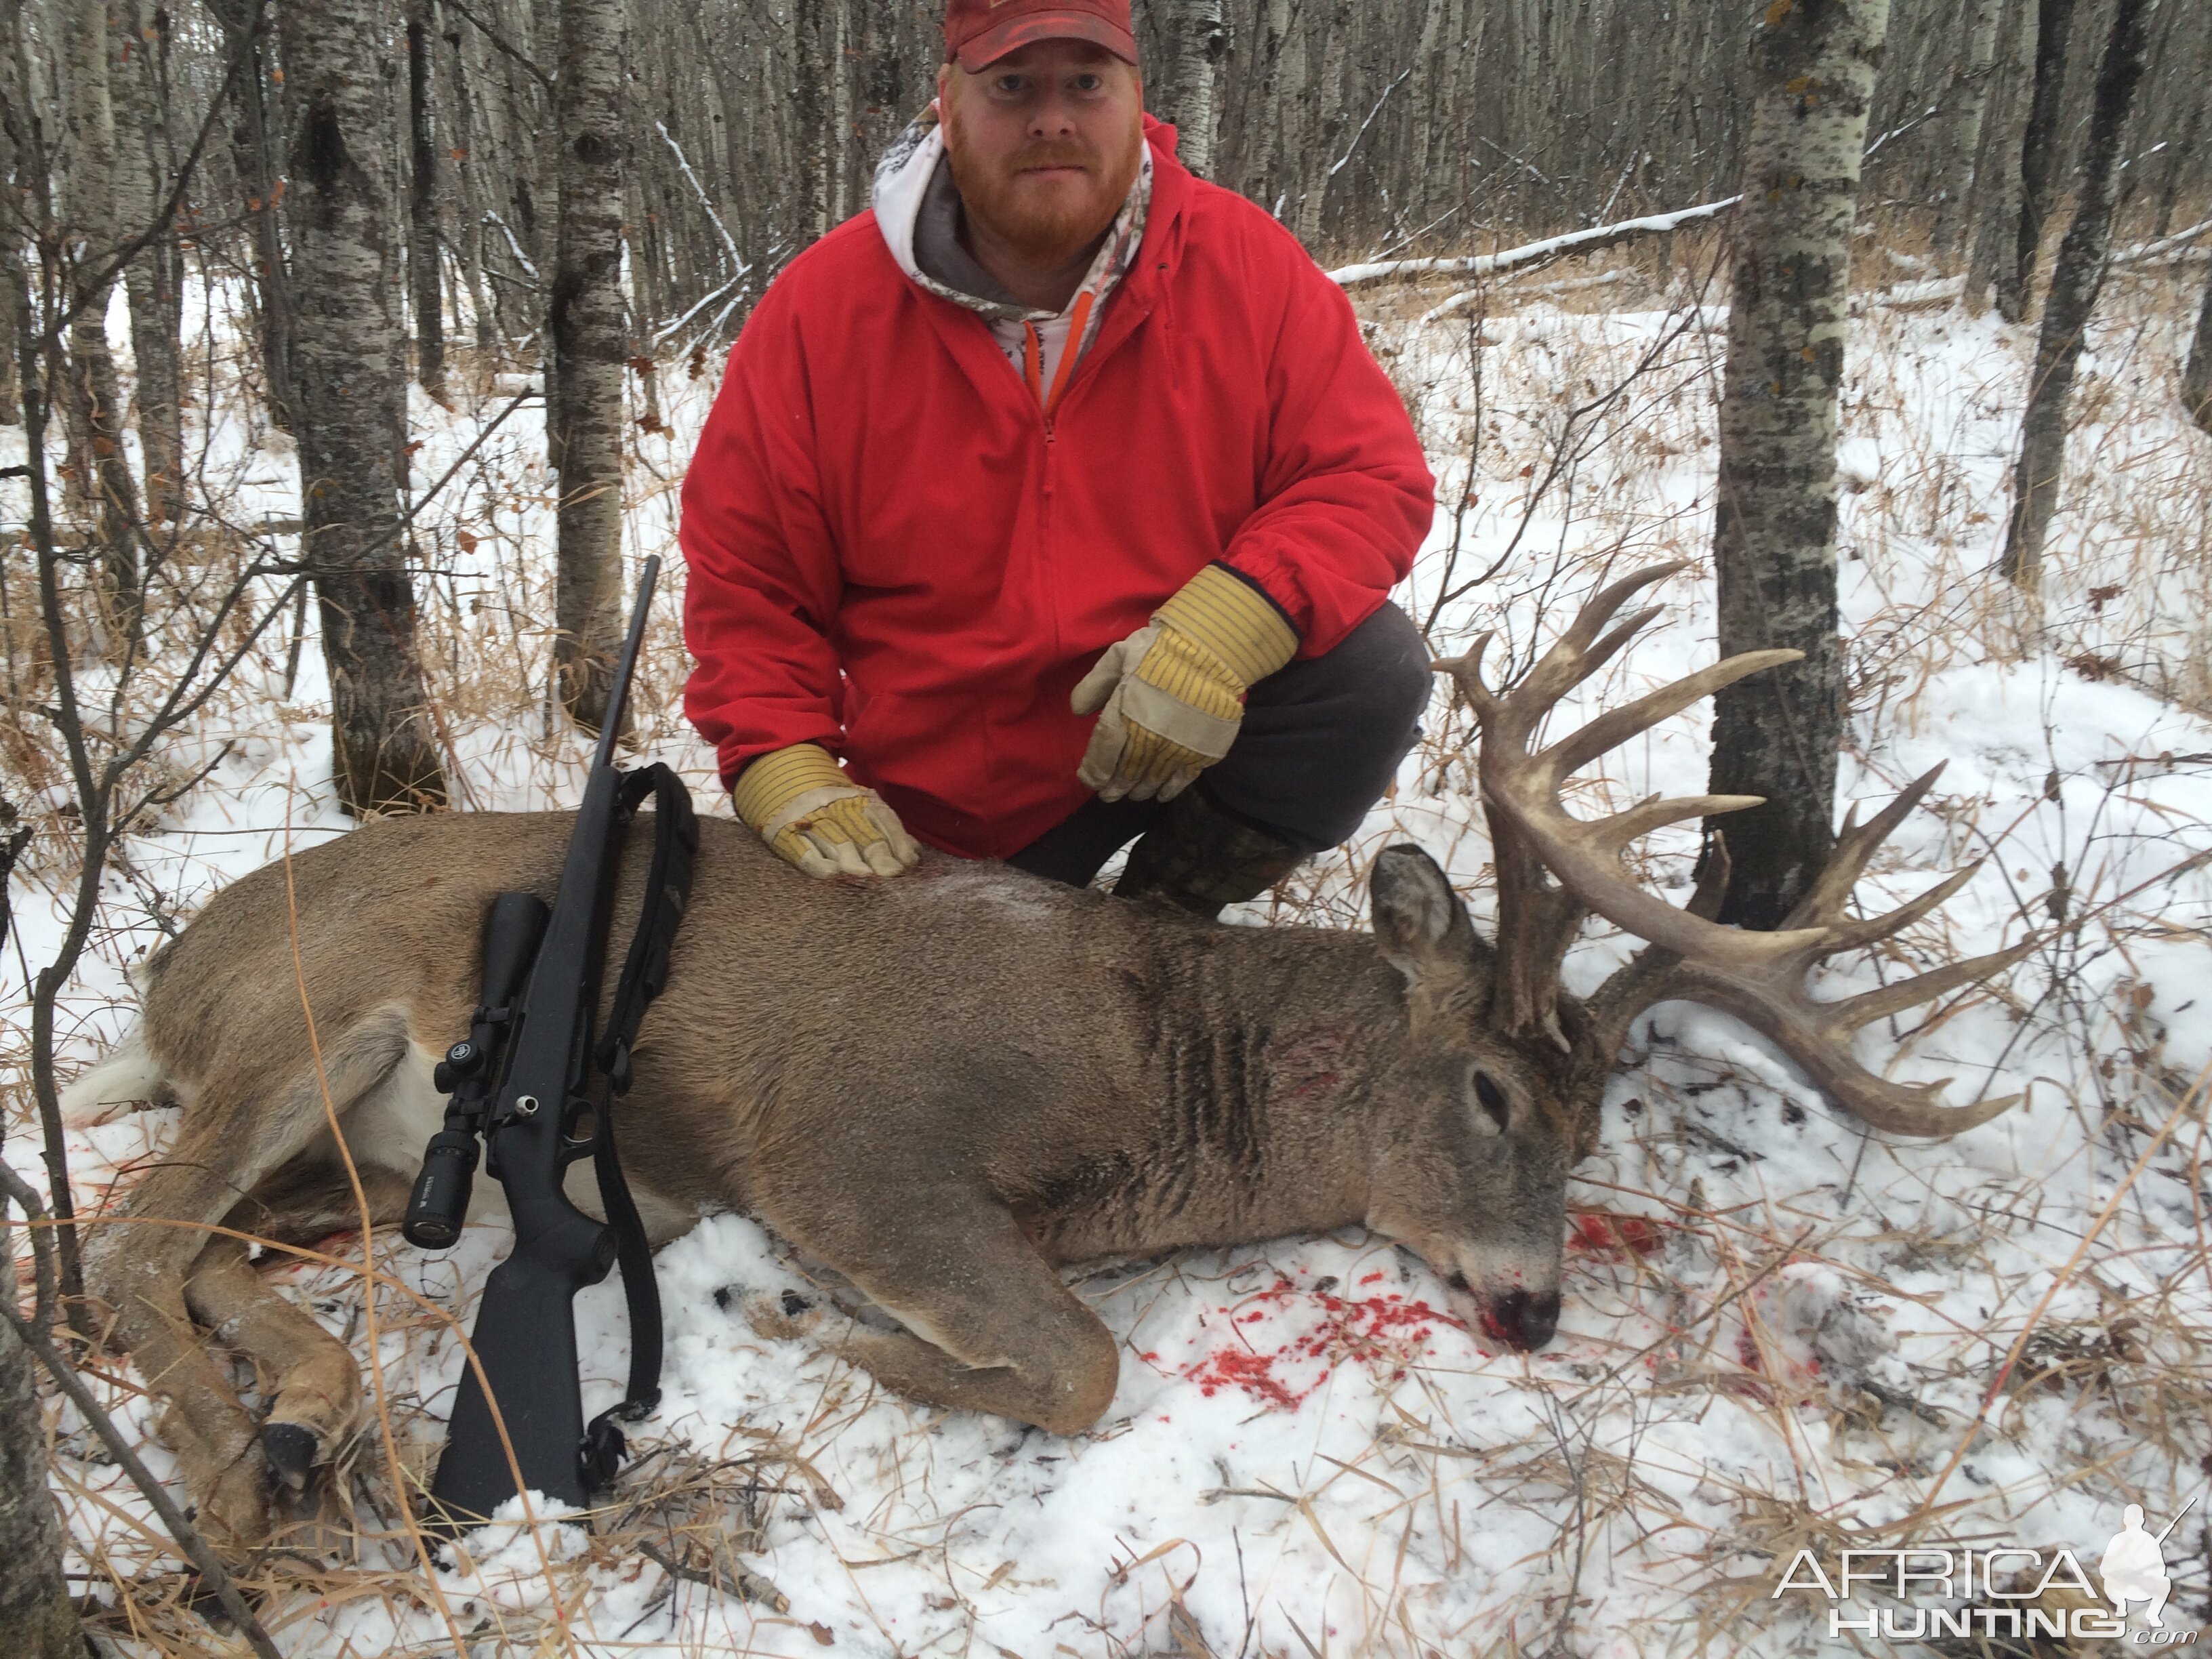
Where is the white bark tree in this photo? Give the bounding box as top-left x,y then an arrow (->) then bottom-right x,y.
550,0 -> 630,733
282,0 -> 449,813
1156,0 -> 1228,176
58,0 -> 142,619
1706,0 -> 1891,930
1999,0 -> 2155,593
2185,266 -> 2212,436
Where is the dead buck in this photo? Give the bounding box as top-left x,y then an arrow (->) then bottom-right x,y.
67,562 -> 2028,1547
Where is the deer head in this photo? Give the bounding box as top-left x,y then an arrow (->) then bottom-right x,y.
1372,562 -> 2031,1350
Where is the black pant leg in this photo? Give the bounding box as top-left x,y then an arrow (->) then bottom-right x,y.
1005,794 -> 1165,886
1201,599 -> 1433,852
1007,599 -> 1433,884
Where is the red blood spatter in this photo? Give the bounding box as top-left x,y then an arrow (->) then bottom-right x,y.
1179,1275 -> 1466,1411
1186,1345 -> 1305,1410
1737,1328 -> 1763,1371
1568,1212 -> 1664,1258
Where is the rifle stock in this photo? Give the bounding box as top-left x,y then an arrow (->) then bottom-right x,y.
431,1235 -> 609,1523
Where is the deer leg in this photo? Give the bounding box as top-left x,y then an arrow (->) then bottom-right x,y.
187,1163 -> 413,1498
102,1244 -> 272,1551
82,1009 -> 411,1549
752,1189 -> 1120,1436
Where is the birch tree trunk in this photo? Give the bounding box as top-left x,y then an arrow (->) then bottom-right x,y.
1408,0 -> 1449,197
1157,0 -> 1227,177
2184,266 -> 2212,436
443,18 -> 499,361
1935,0 -> 2005,254
0,1317 -> 79,1659
408,0 -> 445,401
0,42 -> 25,426
1705,0 -> 1890,932
794,0 -> 827,240
0,823 -> 79,1659
114,0 -> 182,523
1998,0 -> 2153,594
209,0 -> 295,431
282,0 -> 447,814
1293,0 -> 1350,247
1999,0 -> 2074,323
60,0 -> 142,622
828,0 -> 851,222
550,0 -> 628,733
1965,0 -> 2031,313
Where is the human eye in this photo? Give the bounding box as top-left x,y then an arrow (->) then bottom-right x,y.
992,73 -> 1026,95
1071,73 -> 1103,92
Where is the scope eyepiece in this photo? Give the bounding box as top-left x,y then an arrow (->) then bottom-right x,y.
403,1128 -> 482,1250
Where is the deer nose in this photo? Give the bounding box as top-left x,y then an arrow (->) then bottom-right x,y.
1488,1289 -> 1561,1351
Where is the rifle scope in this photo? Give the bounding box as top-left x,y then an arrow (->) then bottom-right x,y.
403,890 -> 550,1248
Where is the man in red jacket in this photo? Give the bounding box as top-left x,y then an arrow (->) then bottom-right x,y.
680,0 -> 1435,916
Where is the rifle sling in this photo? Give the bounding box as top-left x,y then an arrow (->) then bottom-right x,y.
582,762 -> 699,1489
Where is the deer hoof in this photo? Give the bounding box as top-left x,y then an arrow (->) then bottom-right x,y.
260,1421 -> 321,1497
193,1441 -> 283,1554
743,1290 -> 824,1344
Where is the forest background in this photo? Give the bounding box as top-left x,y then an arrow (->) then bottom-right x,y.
2,0 -> 2212,1656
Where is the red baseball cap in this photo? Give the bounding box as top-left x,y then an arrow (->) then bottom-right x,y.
943,0 -> 1138,73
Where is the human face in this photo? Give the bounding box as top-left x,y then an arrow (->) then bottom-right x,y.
937,40 -> 1144,273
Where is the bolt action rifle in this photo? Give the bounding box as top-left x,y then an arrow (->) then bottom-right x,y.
402,554 -> 697,1530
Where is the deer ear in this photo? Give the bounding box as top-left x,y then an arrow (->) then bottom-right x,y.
1371,844 -> 1473,980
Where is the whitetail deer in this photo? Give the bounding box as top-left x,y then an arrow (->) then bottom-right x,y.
67,562 -> 2028,1548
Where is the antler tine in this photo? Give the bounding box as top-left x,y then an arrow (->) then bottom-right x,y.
1824,935 -> 2041,1036
1635,928 -> 2038,1136
1468,600 -> 2027,1136
1497,568 -> 1688,744
1430,631 -> 1500,723
1557,560 -> 1694,656
1583,792 -> 1770,857
1781,763 -> 1950,932
1806,861 -> 1983,958
1686,831 -> 1732,922
1542,648 -> 1803,782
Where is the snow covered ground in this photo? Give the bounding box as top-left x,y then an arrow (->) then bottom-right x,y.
5,258 -> 2211,1656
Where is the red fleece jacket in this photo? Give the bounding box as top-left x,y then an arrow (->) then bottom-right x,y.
679,117 -> 1435,860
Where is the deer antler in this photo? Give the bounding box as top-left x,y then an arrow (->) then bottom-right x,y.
1435,562 -> 2034,1138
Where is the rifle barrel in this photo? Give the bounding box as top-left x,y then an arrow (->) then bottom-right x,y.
591,555 -> 662,773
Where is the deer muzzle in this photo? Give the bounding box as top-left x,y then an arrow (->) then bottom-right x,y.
1481,1286 -> 1561,1351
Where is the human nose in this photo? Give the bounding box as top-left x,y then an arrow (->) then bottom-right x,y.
1025,85 -> 1080,138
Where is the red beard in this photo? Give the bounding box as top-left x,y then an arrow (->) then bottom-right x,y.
944,114 -> 1143,271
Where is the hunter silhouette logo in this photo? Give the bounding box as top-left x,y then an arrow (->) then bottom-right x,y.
2103,1497 -> 2196,1626
1771,1494 -> 2205,1644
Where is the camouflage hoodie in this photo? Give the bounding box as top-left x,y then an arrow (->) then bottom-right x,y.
872,103 -> 1151,414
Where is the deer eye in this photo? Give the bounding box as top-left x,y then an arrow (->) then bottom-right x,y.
1473,1069 -> 1511,1131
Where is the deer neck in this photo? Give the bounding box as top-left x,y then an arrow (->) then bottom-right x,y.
1101,924 -> 1416,1252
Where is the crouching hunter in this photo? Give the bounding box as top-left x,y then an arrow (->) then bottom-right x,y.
680,0 -> 1436,915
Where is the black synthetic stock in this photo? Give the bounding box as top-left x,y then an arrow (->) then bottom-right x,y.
428,1237 -> 612,1524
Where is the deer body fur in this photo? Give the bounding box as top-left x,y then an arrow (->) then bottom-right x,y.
74,812 -> 1573,1545
70,565 -> 2026,1550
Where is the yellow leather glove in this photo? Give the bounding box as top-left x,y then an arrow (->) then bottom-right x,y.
733,743 -> 920,878
1071,565 -> 1299,803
